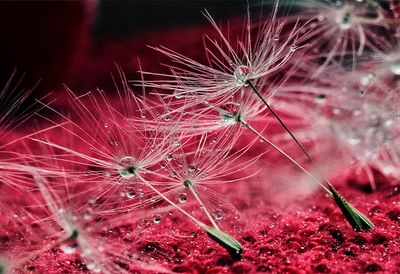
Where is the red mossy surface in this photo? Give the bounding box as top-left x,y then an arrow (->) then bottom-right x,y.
1,4 -> 400,274
9,163 -> 400,274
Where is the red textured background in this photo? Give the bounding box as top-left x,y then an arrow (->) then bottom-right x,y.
1,1 -> 399,273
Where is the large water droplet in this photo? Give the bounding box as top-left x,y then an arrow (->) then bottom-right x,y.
60,240 -> 78,254
390,61 -> 400,75
220,102 -> 240,124
178,193 -> 187,203
233,65 -> 251,86
339,12 -> 351,29
118,156 -> 137,178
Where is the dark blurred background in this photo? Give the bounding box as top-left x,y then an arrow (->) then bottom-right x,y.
0,0 -> 252,95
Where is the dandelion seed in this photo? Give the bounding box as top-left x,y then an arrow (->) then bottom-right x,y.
288,0 -> 393,74
28,168 -> 169,273
277,63 -> 400,179
137,3 -> 303,104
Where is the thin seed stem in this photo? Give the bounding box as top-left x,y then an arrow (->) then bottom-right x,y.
247,80 -> 334,189
136,174 -> 207,228
242,120 -> 331,195
245,81 -> 375,232
186,181 -> 220,229
137,174 -> 243,256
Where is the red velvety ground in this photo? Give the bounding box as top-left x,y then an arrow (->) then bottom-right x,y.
1,4 -> 400,274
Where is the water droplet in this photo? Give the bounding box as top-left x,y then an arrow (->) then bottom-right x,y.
104,123 -> 109,128
83,209 -> 93,220
164,115 -> 171,121
220,102 -> 240,124
160,163 -> 166,169
153,214 -> 162,224
87,263 -> 101,273
174,93 -> 184,99
138,188 -> 145,197
178,193 -> 187,203
140,112 -> 146,118
273,34 -> 279,41
210,137 -> 217,144
348,136 -> 362,145
82,247 -> 92,256
118,156 -> 136,178
60,241 -> 78,254
390,61 -> 400,75
339,11 -> 351,29
173,140 -> 180,147
125,187 -> 136,199
290,44 -> 297,52
214,209 -> 223,220
233,65 -> 251,86
166,154 -> 173,161
314,94 -> 326,104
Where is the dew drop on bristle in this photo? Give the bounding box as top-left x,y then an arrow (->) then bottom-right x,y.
164,115 -> 171,121
220,102 -> 240,124
153,214 -> 162,224
178,193 -> 187,203
125,187 -> 136,199
174,92 -> 183,99
166,154 -> 173,161
173,140 -> 180,147
234,65 -> 251,86
314,94 -> 326,104
138,188 -> 145,197
390,61 -> 400,75
61,241 -> 78,254
118,156 -> 137,178
214,209 -> 223,220
339,11 -> 351,29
